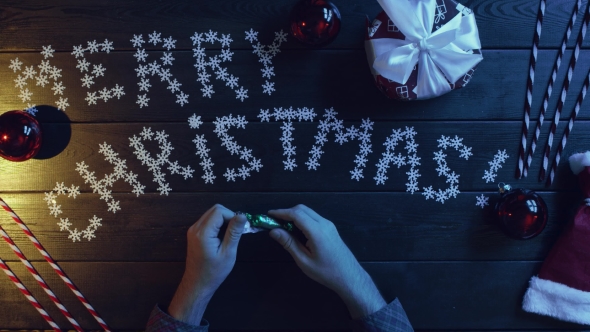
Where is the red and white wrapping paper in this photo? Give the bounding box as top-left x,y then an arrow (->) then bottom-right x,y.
522,151 -> 590,325
365,0 -> 483,100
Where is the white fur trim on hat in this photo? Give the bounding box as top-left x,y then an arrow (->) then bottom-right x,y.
522,276 -> 590,325
569,151 -> 590,175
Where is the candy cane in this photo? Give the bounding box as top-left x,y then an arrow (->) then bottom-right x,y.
540,2 -> 590,181
0,198 -> 111,331
0,227 -> 82,331
523,0 -> 582,177
516,0 -> 546,179
0,257 -> 62,331
546,70 -> 590,187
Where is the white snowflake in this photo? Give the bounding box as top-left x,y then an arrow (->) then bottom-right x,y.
148,31 -> 162,45
41,45 -> 55,59
235,87 -> 248,101
81,74 -> 94,88
9,58 -> 23,72
134,49 -> 148,62
422,186 -> 435,200
85,91 -> 98,105
51,81 -> 65,95
14,75 -> 27,88
245,28 -> 259,42
68,229 -> 82,242
136,94 -> 150,108
262,80 -> 275,95
55,97 -> 69,111
49,204 -> 62,217
131,34 -> 145,47
161,36 -> 176,50
482,169 -> 496,183
111,84 -> 125,99
18,88 -> 32,102
92,64 -> 106,77
176,92 -> 189,107
76,58 -> 90,72
476,194 -> 489,208
188,114 -> 203,129
161,52 -> 175,66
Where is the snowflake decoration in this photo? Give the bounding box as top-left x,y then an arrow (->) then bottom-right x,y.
300,108 -> 375,181
483,149 -> 509,183
421,135 -> 472,204
8,46 -> 68,111
45,182 -> 105,242
72,39 -> 124,106
374,127 -> 421,193
259,107 -> 317,171
191,30 -> 247,101
213,114 -> 263,182
131,32 -> 188,108
129,127 -> 194,195
475,194 -> 489,209
187,114 -> 216,184
245,29 -> 287,95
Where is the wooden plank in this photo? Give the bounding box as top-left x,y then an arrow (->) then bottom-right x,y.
1,50 -> 590,122
0,191 -> 578,262
0,261 -> 587,330
0,0 -> 588,50
0,121 -> 586,192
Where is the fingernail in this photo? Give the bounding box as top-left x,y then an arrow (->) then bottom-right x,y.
270,230 -> 280,240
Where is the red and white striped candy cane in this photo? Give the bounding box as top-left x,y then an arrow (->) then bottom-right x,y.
523,0 -> 582,178
0,198 -> 111,331
540,2 -> 590,181
0,227 -> 83,331
0,257 -> 62,331
546,70 -> 590,187
516,0 -> 546,179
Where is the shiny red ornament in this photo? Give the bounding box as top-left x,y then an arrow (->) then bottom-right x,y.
289,0 -> 341,47
494,185 -> 548,240
0,110 -> 42,162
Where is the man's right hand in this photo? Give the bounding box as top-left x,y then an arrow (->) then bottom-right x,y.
268,205 -> 386,320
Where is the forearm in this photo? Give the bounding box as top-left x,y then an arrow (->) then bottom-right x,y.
167,276 -> 215,326
337,269 -> 387,320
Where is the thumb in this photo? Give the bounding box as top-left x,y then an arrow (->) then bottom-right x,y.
222,214 -> 247,253
269,228 -> 307,263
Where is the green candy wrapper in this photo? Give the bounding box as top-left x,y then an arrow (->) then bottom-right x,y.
244,213 -> 294,232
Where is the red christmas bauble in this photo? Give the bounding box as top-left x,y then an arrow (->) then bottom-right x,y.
289,0 -> 341,47
494,188 -> 548,240
0,111 -> 42,162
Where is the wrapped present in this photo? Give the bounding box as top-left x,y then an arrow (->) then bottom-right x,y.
365,0 -> 483,100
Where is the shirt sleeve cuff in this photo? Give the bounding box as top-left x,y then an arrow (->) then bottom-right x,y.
145,304 -> 210,332
350,298 -> 414,332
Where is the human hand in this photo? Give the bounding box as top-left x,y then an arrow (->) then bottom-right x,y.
168,204 -> 247,324
268,205 -> 386,320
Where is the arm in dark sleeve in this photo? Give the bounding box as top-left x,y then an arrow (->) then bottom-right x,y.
145,304 -> 210,332
350,298 -> 413,332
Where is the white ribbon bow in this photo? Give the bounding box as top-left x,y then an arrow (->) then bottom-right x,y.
370,0 -> 483,99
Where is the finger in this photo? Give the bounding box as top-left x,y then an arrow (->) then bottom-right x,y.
202,204 -> 235,239
222,213 -> 248,254
269,228 -> 311,263
268,206 -> 317,241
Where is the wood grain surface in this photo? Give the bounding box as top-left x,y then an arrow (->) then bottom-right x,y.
1,0 -> 589,330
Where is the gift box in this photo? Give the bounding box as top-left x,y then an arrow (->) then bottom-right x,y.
365,0 -> 483,100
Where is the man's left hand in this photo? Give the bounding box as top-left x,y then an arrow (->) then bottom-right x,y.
168,204 -> 248,324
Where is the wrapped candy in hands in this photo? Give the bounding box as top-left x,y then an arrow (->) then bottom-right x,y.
238,212 -> 294,234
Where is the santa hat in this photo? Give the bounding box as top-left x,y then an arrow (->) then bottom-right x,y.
522,151 -> 590,325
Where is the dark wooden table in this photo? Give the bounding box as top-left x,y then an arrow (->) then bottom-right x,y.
1,0 -> 590,330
